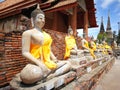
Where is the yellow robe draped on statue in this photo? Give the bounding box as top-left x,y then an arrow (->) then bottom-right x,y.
84,40 -> 96,59
104,43 -> 112,54
64,35 -> 76,59
90,41 -> 96,51
104,44 -> 112,49
30,31 -> 57,70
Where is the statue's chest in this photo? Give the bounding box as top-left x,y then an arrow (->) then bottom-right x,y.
43,32 -> 52,45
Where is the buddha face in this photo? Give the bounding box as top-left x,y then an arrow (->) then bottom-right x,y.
35,13 -> 45,29
69,30 -> 73,35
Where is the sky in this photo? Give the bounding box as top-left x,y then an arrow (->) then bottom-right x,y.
77,0 -> 120,39
0,0 -> 4,2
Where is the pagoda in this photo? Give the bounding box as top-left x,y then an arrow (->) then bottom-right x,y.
99,16 -> 105,34
106,10 -> 113,44
97,16 -> 106,43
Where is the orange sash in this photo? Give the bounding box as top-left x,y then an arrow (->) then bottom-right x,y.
30,31 -> 57,70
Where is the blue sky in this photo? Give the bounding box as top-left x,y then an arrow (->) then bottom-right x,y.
78,0 -> 120,39
0,0 -> 4,2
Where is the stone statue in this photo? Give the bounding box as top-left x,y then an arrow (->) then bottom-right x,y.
96,40 -> 103,52
90,37 -> 97,51
102,40 -> 113,54
20,4 -> 71,84
112,40 -> 117,49
64,26 -> 84,60
81,34 -> 96,59
90,38 -> 104,58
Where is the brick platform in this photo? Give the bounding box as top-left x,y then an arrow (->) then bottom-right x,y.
10,56 -> 115,90
61,57 -> 115,90
0,30 -> 115,89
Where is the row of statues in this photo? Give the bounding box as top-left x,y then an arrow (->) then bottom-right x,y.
19,4 -> 113,85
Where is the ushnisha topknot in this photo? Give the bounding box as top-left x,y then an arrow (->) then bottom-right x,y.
31,4 -> 45,19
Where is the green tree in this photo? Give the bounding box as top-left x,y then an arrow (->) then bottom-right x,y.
97,32 -> 107,43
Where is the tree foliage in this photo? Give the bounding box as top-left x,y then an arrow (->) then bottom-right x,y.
97,33 -> 107,43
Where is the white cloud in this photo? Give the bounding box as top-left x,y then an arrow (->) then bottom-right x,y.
113,1 -> 120,17
114,6 -> 119,13
101,0 -> 115,8
94,0 -> 99,3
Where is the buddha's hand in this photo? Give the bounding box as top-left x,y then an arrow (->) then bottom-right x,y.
53,58 -> 58,63
36,61 -> 50,73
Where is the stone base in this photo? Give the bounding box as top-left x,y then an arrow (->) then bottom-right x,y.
10,56 -> 115,90
10,71 -> 76,90
61,57 -> 115,90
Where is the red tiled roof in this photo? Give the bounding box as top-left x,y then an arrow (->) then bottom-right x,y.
0,0 -> 97,28
43,0 -> 77,12
85,0 -> 98,27
0,0 -> 24,10
40,0 -> 55,8
40,0 -> 55,5
0,0 -> 38,19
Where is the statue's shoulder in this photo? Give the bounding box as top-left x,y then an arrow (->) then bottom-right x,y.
22,29 -> 34,36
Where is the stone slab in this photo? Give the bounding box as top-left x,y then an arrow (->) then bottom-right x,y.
10,71 -> 76,90
61,57 -> 115,90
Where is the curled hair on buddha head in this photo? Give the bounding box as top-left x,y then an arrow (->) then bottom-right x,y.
31,4 -> 45,19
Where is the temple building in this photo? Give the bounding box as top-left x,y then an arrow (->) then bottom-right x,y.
98,11 -> 113,44
97,16 -> 106,43
0,0 -> 97,37
0,0 -> 97,87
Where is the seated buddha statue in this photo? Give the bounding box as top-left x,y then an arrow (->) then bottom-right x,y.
90,38 -> 105,58
97,40 -> 109,55
20,4 -> 71,84
81,34 -> 96,59
90,37 -> 97,51
102,40 -> 113,54
64,26 -> 84,60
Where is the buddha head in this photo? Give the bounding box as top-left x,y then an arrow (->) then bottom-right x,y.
31,4 -> 45,29
68,25 -> 73,35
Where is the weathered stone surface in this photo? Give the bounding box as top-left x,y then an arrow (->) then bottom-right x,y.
20,64 -> 43,84
10,71 -> 76,90
61,57 -> 115,90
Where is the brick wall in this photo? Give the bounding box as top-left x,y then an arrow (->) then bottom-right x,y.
0,31 -> 28,86
0,29 -> 82,87
0,32 -> 6,86
0,30 -> 62,87
45,29 -> 66,60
